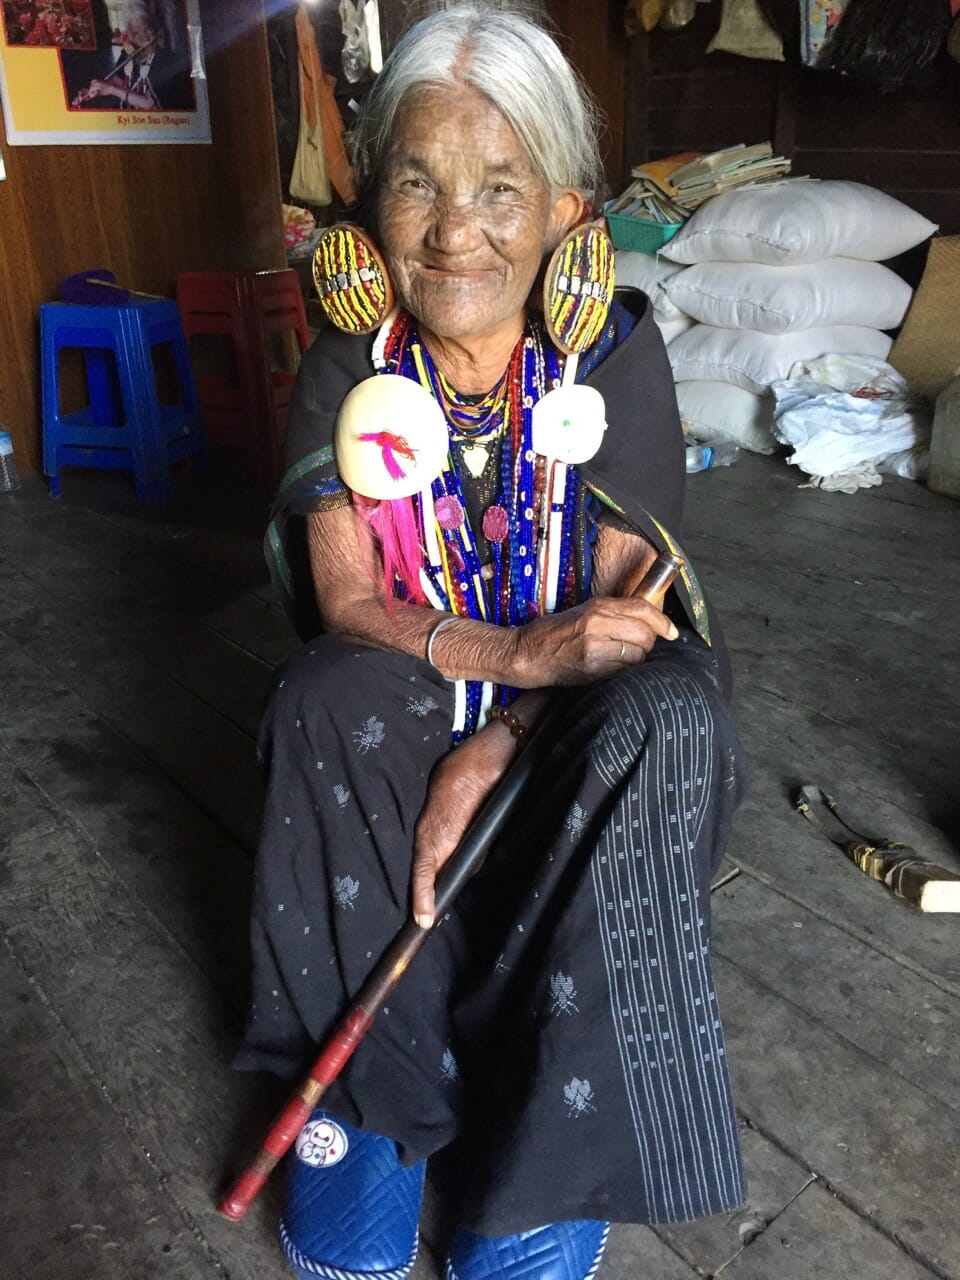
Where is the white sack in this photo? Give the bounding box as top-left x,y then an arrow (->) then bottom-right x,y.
663,258 -> 912,333
661,179 -> 938,266
668,323 -> 893,394
675,380 -> 777,454
614,250 -> 687,319
654,314 -> 694,346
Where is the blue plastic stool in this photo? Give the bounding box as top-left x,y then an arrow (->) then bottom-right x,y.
41,299 -> 209,502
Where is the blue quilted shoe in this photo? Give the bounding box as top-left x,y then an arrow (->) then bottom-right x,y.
445,1220 -> 611,1280
279,1110 -> 425,1280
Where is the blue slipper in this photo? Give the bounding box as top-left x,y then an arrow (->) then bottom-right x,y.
279,1109 -> 425,1280
445,1220 -> 611,1280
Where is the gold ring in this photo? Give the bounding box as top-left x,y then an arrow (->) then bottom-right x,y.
618,640 -> 626,661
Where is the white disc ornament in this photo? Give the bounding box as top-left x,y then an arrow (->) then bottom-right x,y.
335,375 -> 449,499
531,385 -> 607,464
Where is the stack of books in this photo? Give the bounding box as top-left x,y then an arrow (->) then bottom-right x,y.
608,143 -> 792,228
605,154 -> 694,228
604,143 -> 792,253
661,143 -> 792,211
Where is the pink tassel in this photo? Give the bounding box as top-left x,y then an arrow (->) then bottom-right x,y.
355,493 -> 428,606
357,431 -> 417,482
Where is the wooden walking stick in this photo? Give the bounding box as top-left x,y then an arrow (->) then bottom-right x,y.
219,549 -> 684,1220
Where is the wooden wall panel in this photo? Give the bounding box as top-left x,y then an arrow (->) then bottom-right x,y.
0,0 -> 285,473
543,0 -> 627,192
625,4 -> 960,236
647,103 -> 779,154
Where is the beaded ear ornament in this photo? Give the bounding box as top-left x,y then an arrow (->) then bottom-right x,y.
312,223 -> 395,335
542,219 -> 615,356
533,221 -> 615,464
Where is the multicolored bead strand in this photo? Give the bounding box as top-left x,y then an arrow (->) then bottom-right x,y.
375,309 -> 579,740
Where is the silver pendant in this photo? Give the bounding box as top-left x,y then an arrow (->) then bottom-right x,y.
460,441 -> 492,479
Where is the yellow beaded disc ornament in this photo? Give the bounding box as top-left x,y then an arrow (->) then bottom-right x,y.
542,221 -> 615,355
312,223 -> 395,335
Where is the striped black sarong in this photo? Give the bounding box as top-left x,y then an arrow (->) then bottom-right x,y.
236,630 -> 748,1235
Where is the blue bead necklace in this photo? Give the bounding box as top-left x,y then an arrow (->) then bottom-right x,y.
383,311 -> 574,740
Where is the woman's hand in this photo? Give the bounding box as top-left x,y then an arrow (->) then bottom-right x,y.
512,595 -> 678,688
412,724 -> 517,928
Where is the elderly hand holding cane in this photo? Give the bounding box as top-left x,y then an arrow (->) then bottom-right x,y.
229,6 -> 748,1279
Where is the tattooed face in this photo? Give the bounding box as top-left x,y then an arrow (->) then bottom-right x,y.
378,82 -> 581,347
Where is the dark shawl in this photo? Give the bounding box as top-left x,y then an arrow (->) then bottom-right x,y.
266,289 -> 731,696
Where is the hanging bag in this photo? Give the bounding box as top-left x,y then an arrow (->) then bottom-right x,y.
707,0 -> 785,61
799,0 -> 851,68
829,0 -> 952,92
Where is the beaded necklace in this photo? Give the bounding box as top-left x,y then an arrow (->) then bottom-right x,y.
376,309 -> 578,741
436,368 -> 510,438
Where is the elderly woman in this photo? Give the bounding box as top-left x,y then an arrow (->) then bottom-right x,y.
235,5 -> 747,1279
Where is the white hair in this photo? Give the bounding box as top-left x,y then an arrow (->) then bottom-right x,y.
352,2 -> 603,209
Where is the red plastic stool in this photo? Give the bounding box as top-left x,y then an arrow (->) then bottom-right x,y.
177,269 -> 310,480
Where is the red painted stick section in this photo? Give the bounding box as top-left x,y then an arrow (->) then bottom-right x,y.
218,1006 -> 374,1220
263,1094 -> 321,1158
220,1162 -> 276,1221
309,1007 -> 374,1086
219,1091 -> 316,1220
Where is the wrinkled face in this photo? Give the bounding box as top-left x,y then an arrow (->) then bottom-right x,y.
378,82 -> 578,344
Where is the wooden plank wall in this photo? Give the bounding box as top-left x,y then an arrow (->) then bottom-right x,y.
623,5 -> 960,233
0,0 -> 286,475
543,0 -> 627,195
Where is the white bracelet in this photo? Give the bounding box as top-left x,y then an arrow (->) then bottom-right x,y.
426,616 -> 458,669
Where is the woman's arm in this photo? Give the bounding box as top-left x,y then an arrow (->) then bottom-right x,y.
307,504 -> 519,676
403,518 -> 673,926
307,507 -> 677,689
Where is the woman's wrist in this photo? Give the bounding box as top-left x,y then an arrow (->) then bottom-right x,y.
421,612 -> 533,687
426,615 -> 458,669
504,621 -> 532,688
484,689 -> 549,752
487,703 -> 529,747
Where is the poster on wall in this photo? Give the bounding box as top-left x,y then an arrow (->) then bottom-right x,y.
0,1 -> 211,144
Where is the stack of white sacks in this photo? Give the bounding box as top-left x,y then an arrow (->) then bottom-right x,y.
615,179 -> 937,455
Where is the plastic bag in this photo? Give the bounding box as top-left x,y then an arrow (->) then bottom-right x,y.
798,463 -> 883,494
829,0 -> 952,93
771,354 -> 932,487
798,0 -> 851,68
340,0 -> 370,83
708,0 -> 785,61
283,203 -> 317,256
660,0 -> 698,30
624,0 -> 666,34
878,445 -> 930,480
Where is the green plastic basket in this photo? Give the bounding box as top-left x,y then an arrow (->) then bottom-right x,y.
604,211 -> 683,256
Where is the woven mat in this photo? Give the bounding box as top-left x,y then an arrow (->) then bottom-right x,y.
889,236 -> 960,399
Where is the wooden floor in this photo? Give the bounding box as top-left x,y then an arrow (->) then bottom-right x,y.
2,451 -> 959,1280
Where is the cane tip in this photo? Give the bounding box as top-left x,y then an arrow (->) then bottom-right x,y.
218,1183 -> 254,1220
219,1195 -> 246,1221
